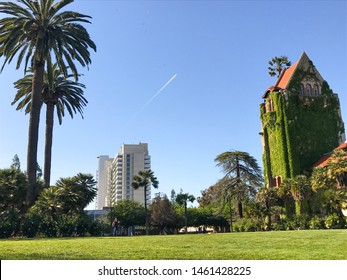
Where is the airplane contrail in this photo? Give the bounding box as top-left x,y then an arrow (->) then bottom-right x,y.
128,73 -> 177,122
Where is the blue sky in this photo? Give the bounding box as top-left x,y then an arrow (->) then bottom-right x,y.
0,0 -> 346,209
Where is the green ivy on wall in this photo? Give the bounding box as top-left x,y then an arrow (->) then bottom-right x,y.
260,76 -> 344,185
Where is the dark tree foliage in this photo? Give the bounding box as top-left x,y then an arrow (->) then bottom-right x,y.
268,56 -> 291,77
150,195 -> 182,234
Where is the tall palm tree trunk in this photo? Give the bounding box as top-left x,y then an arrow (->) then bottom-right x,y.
26,62 -> 44,208
144,186 -> 149,235
184,202 -> 188,233
44,102 -> 54,188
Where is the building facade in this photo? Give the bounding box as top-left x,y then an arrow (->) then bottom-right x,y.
260,52 -> 345,187
96,155 -> 114,210
96,143 -> 151,209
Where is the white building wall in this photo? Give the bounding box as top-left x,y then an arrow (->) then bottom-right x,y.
96,155 -> 113,210
110,143 -> 151,205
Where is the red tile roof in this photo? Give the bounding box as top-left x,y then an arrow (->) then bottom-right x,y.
262,60 -> 299,99
275,61 -> 299,89
313,142 -> 347,168
313,153 -> 332,168
334,142 -> 347,151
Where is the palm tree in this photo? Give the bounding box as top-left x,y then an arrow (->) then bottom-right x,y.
55,173 -> 97,213
0,0 -> 96,207
268,56 -> 291,77
132,169 -> 159,235
256,186 -> 277,230
12,64 -> 87,187
311,151 -> 347,217
176,191 -> 195,233
326,150 -> 347,189
281,175 -> 311,216
215,151 -> 263,218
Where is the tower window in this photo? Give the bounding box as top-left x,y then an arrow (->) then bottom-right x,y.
266,98 -> 274,112
313,84 -> 319,96
306,84 -> 312,96
299,83 -> 304,96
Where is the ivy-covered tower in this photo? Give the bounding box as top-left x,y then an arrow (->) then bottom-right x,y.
260,52 -> 345,187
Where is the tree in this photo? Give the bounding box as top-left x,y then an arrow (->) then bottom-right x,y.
215,151 -> 263,219
30,173 -> 97,236
326,150 -> 347,189
0,0 -> 96,208
280,175 -> 311,216
0,168 -> 27,237
199,177 -> 247,231
132,169 -> 159,235
310,152 -> 347,217
55,173 -> 97,213
256,186 -> 278,230
12,64 -> 87,187
10,154 -> 21,171
268,56 -> 291,77
176,191 -> 195,233
109,200 -> 146,235
150,194 -> 181,234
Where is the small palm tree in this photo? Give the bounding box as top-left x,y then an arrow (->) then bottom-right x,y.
281,175 -> 311,216
12,63 -> 87,187
132,169 -> 159,235
55,173 -> 97,213
256,186 -> 278,230
326,150 -> 347,189
0,0 -> 96,207
176,191 -> 195,233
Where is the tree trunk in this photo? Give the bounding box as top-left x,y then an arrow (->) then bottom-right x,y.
144,186 -> 149,235
265,201 -> 271,231
44,103 -> 54,188
26,62 -> 45,208
238,200 -> 243,219
229,200 -> 233,232
236,158 -> 243,219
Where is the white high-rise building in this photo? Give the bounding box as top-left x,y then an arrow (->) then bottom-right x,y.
96,155 -> 113,210
110,143 -> 151,205
96,143 -> 151,209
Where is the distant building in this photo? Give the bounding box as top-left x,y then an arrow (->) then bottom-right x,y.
110,143 -> 151,205
96,143 -> 151,209
260,52 -> 345,187
85,209 -> 110,219
96,155 -> 113,209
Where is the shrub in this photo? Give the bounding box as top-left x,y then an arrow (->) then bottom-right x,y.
21,213 -> 41,238
272,219 -> 288,231
309,216 -> 325,230
232,219 -> 261,232
325,213 -> 345,229
288,215 -> 310,230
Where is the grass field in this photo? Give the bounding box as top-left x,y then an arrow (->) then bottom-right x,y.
1,230 -> 346,260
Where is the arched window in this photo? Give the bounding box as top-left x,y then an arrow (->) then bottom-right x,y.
299,83 -> 304,96
313,84 -> 319,96
306,84 -> 312,96
266,98 -> 274,112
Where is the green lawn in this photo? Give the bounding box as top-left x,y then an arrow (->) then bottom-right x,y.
1,230 -> 346,260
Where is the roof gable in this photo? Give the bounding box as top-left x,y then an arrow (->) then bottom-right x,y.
263,52 -> 324,98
